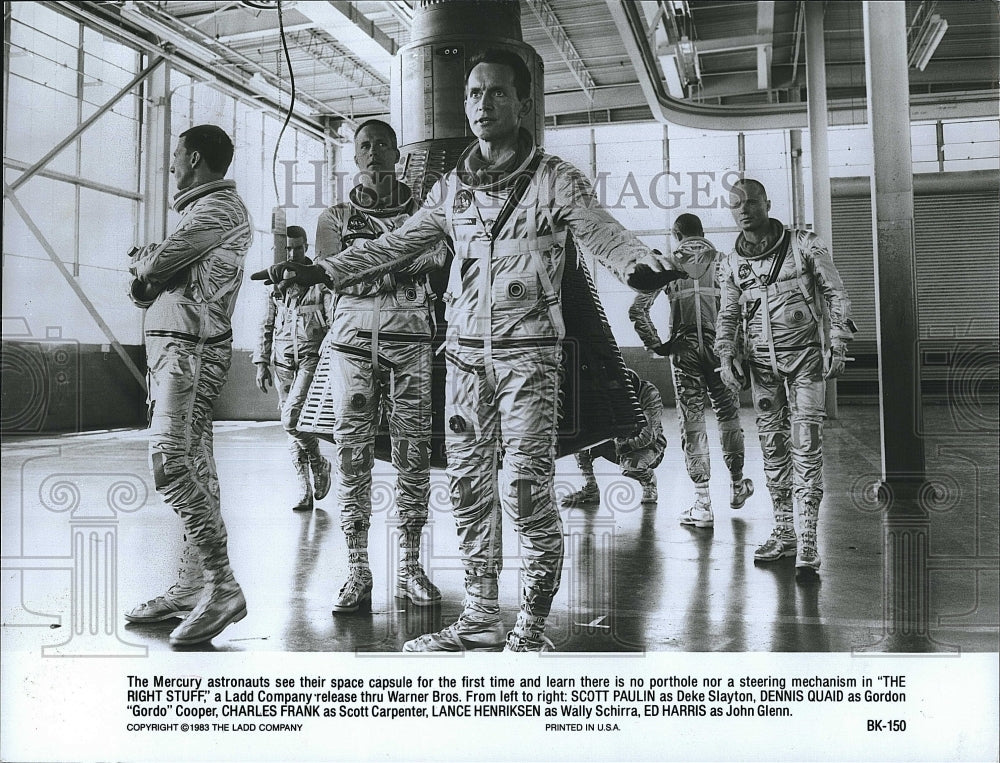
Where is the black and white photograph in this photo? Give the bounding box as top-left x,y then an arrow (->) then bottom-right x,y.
2,1 -> 998,761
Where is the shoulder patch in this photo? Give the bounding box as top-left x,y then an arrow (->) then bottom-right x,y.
452,189 -> 474,214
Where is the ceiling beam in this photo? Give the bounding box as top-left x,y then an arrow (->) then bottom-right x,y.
756,1 -> 775,90
646,2 -> 685,97
117,2 -> 335,120
545,83 -> 647,116
215,22 -> 314,44
288,29 -> 389,107
657,34 -> 766,57
757,44 -> 772,90
380,1 -> 413,30
294,1 -> 396,79
523,0 -> 595,101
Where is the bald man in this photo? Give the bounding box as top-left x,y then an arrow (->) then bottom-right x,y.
716,179 -> 854,571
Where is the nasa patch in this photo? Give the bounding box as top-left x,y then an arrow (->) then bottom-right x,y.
452,189 -> 474,214
738,262 -> 752,280
347,214 -> 368,232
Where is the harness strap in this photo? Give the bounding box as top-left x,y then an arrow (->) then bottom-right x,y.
523,163 -> 565,342
477,241 -> 496,389
489,153 -> 544,239
443,173 -> 465,309
744,231 -> 791,374
673,283 -> 721,297
692,277 -> 704,354
739,278 -> 803,302
371,296 -> 382,372
337,206 -> 398,368
759,282 -> 780,375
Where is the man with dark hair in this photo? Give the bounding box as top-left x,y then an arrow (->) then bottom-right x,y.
125,125 -> 253,646
467,47 -> 532,99
716,178 -> 854,570
270,49 -> 682,651
313,119 -> 445,612
175,124 -> 235,173
254,225 -> 333,512
628,212 -> 753,529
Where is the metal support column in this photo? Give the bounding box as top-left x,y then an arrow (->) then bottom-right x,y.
935,120 -> 945,172
789,129 -> 806,227
805,0 -> 838,418
861,0 -> 935,653
864,1 -> 926,487
662,123 -> 670,250
589,127 -> 598,181
3,2 -> 11,165
143,60 -> 171,243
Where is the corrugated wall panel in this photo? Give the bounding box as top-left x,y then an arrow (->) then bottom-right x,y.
913,194 -> 1000,340
831,197 -> 876,348
832,191 -> 999,344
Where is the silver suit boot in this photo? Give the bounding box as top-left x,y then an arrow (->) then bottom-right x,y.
125,539 -> 204,623
291,450 -> 314,512
168,545 -> 246,646
402,575 -> 504,652
332,529 -> 373,613
395,530 -> 441,606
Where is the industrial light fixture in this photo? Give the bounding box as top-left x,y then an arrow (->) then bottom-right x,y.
908,12 -> 948,71
651,0 -> 701,97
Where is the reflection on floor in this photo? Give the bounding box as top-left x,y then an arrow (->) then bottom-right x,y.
2,405 -> 997,654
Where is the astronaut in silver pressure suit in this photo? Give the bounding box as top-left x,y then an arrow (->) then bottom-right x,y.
254,225 -> 333,513
125,125 -> 252,646
716,179 -> 854,571
268,50 -> 684,651
313,120 -> 446,613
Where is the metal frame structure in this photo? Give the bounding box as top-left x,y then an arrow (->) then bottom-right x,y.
3,53 -> 168,391
523,0 -> 595,101
1,3 -> 344,394
288,28 -> 390,109
605,0 -> 998,130
54,1 -> 335,134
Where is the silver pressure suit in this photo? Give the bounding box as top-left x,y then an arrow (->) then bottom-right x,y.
316,139 -> 649,623
629,236 -> 745,486
575,378 -> 666,484
715,221 -> 853,542
130,179 -> 252,572
254,280 -> 329,464
314,186 -> 444,538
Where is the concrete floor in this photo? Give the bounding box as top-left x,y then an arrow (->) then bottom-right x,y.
2,404 -> 997,654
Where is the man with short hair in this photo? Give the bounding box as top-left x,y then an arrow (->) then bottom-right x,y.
314,119 -> 445,612
716,178 -> 854,570
254,225 -> 333,513
271,49 -> 683,651
125,124 -> 253,646
628,212 -> 753,528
